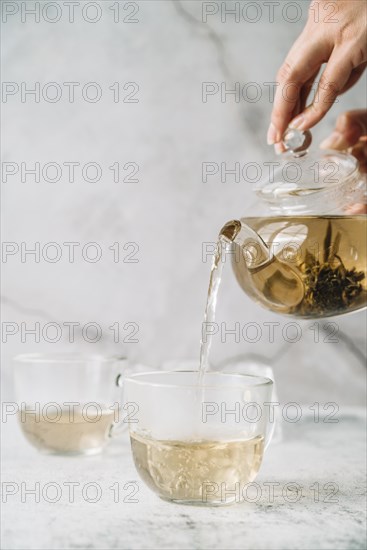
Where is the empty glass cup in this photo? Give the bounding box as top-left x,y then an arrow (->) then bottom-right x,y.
124,370 -> 274,506
13,353 -> 128,456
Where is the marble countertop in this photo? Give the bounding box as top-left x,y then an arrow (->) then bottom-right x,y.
2,409 -> 366,550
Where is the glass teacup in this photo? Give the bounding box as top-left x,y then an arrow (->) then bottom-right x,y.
13,353 -> 128,456
124,370 -> 274,506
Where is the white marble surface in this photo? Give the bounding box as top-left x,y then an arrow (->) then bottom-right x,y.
2,409 -> 366,550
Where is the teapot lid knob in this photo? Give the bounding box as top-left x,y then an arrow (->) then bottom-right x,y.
282,128 -> 312,157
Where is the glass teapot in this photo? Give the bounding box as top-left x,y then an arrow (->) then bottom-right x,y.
220,129 -> 367,319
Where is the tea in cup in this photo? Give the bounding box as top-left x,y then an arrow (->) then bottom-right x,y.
14,353 -> 127,455
124,370 -> 274,505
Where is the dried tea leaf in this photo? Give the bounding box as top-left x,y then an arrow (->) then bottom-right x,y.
299,223 -> 365,316
329,231 -> 342,259
323,221 -> 332,263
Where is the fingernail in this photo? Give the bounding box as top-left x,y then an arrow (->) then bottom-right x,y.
274,143 -> 284,155
267,123 -> 278,145
289,114 -> 305,130
320,131 -> 348,150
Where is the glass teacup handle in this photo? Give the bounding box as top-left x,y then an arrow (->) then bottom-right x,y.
108,358 -> 130,438
264,387 -> 282,450
110,363 -> 153,437
108,373 -> 128,437
264,413 -> 276,451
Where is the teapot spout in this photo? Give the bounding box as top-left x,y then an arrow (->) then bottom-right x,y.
220,219 -> 273,269
220,220 -> 242,243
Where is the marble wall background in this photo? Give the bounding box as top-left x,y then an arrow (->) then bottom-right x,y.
2,0 -> 366,405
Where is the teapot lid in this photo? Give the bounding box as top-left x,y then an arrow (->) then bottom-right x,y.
255,129 -> 361,213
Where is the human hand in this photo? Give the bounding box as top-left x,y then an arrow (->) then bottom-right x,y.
267,0 -> 367,147
321,109 -> 367,172
321,109 -> 367,214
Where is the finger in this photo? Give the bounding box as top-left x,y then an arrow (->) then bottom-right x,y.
346,203 -> 367,214
273,73 -> 319,155
289,49 -> 353,131
350,140 -> 367,172
273,72 -> 319,154
340,63 -> 367,94
298,70 -> 320,113
267,41 -> 329,144
320,109 -> 367,149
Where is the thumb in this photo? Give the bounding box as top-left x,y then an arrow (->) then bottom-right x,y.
320,110 -> 367,150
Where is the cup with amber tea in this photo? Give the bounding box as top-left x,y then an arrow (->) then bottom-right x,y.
124,370 -> 274,506
13,353 -> 128,456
